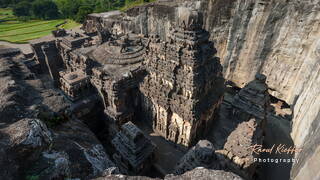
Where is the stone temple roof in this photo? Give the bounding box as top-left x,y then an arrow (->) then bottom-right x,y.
101,63 -> 142,80
112,122 -> 156,168
231,74 -> 269,119
61,70 -> 88,85
122,122 -> 144,142
88,34 -> 146,66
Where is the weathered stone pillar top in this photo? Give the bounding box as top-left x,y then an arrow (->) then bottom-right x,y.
255,73 -> 267,83
176,7 -> 203,30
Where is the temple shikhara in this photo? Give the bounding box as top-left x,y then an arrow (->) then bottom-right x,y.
140,8 -> 224,147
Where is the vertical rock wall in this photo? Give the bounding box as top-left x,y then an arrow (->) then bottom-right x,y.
200,1 -> 320,179
202,0 -> 320,148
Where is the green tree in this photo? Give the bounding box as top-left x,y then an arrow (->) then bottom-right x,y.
75,5 -> 93,23
31,0 -> 59,19
0,0 -> 11,8
12,1 -> 31,17
55,0 -> 81,18
93,0 -> 111,12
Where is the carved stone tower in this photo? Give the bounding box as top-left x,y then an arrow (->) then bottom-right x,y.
140,8 -> 224,147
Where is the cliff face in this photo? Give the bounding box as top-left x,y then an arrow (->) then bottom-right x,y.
108,0 -> 320,179
202,0 -> 320,148
201,1 -> 320,179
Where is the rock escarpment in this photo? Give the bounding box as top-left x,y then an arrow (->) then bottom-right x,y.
0,118 -> 52,180
202,1 -> 320,179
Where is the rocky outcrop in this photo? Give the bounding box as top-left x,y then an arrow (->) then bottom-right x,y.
166,168 -> 243,180
0,53 -> 117,180
0,118 -> 52,180
0,118 -> 118,180
174,140 -> 219,175
0,54 -> 69,126
95,167 -> 243,180
26,119 -> 118,180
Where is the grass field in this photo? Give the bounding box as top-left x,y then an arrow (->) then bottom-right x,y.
0,8 -> 80,43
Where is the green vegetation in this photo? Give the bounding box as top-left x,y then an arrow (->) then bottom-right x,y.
1,0 -> 156,23
0,8 -> 80,43
0,8 -> 13,20
0,0 -> 155,43
120,0 -> 156,12
31,0 -> 60,20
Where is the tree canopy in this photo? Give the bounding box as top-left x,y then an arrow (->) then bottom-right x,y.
12,1 -> 31,17
2,0 -> 155,22
31,0 -> 59,19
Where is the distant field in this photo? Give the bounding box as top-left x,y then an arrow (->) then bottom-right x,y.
0,8 -> 80,43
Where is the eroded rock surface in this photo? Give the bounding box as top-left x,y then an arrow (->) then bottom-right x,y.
27,119 -> 118,179
174,140 -> 220,175
95,167 -> 243,180
0,53 -> 117,180
0,118 -> 52,180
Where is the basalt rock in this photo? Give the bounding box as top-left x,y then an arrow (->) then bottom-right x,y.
27,119 -> 118,180
173,140 -> 220,175
0,118 -> 52,180
94,167 -> 243,180
0,52 -> 117,180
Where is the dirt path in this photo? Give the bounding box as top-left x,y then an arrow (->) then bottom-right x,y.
0,41 -> 32,54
